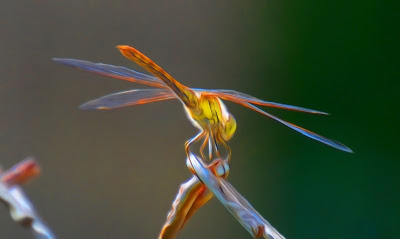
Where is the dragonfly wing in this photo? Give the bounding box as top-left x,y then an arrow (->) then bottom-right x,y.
187,153 -> 286,239
79,88 -> 176,110
233,100 -> 353,153
52,58 -> 167,88
201,89 -> 328,115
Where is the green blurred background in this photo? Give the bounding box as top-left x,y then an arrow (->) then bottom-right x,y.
0,1 -> 398,238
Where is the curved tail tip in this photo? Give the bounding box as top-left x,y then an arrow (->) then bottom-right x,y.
116,45 -> 131,51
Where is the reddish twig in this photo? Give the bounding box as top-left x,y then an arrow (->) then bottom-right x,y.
0,157 -> 56,239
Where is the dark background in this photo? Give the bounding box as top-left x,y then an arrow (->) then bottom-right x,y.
0,1 -> 398,238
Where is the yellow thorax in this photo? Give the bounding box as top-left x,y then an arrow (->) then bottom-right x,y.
188,94 -> 237,141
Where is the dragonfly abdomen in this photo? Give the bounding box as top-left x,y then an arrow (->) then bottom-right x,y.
117,45 -> 198,108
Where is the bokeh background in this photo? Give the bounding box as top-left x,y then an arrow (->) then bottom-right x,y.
0,1 -> 398,238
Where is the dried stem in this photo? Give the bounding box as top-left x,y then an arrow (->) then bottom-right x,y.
159,153 -> 285,239
0,158 -> 56,239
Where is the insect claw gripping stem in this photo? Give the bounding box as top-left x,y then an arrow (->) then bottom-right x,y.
208,137 -> 213,160
218,135 -> 232,164
185,131 -> 206,172
200,134 -> 209,162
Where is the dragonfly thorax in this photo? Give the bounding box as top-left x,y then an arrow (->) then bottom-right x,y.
185,94 -> 237,141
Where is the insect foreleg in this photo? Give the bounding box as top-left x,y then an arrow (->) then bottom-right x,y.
199,133 -> 210,162
217,135 -> 232,163
208,137 -> 212,160
185,131 -> 206,168
213,133 -> 220,157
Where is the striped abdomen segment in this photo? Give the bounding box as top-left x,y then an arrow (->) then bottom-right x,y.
117,45 -> 197,108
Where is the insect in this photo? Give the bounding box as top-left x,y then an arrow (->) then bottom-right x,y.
54,46 -> 352,239
53,45 -> 353,164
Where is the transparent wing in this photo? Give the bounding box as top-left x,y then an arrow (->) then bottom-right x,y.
224,98 -> 352,152
79,88 -> 176,110
52,58 -> 167,88
201,89 -> 328,115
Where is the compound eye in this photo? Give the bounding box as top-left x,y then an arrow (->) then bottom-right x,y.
222,114 -> 237,141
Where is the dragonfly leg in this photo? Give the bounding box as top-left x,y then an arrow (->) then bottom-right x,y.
199,134 -> 210,162
208,137 -> 212,160
210,133 -> 231,163
185,131 -> 207,166
217,135 -> 232,164
212,134 -> 221,157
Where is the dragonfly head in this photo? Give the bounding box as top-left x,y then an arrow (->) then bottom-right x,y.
220,113 -> 236,141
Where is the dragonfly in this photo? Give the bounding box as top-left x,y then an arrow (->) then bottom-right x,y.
54,45 -> 352,239
53,45 -> 353,164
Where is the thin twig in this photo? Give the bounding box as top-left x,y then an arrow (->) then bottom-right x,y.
159,153 -> 285,239
0,158 -> 57,239
187,153 -> 285,239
